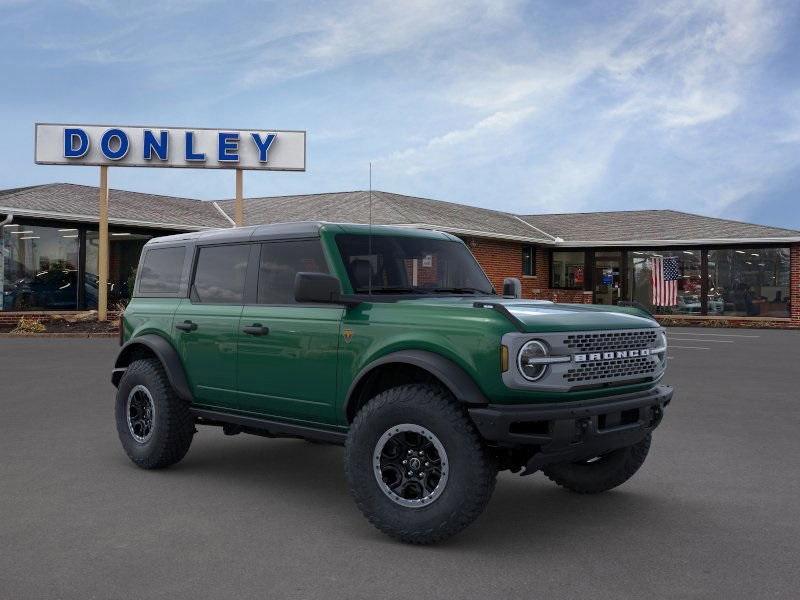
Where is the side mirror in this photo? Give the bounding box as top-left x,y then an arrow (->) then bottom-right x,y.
502,277 -> 521,299
294,272 -> 343,303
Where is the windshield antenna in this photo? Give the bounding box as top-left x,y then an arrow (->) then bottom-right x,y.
368,162 -> 373,296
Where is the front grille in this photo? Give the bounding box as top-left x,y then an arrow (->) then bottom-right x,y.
563,330 -> 658,353
563,356 -> 657,384
501,327 -> 666,392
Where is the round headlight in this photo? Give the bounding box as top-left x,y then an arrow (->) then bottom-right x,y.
656,331 -> 668,364
517,340 -> 549,381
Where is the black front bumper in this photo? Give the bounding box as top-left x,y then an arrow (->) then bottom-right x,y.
468,385 -> 673,474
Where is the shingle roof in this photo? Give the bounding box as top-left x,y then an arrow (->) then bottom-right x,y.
0,183 -> 228,230
1,183 -> 798,244
215,190 -> 552,242
520,210 -> 800,244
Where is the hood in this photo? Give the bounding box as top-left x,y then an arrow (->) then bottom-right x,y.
498,300 -> 657,332
393,296 -> 658,333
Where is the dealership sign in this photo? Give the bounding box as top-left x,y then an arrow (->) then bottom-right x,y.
34,123 -> 306,171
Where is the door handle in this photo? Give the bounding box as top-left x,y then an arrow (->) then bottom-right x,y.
175,320 -> 198,332
242,323 -> 269,336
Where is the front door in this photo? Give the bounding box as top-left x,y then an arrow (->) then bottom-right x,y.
236,239 -> 343,424
173,243 -> 252,409
593,251 -> 622,305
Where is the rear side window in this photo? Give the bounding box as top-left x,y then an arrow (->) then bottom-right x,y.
138,246 -> 185,295
258,240 -> 329,304
192,244 -> 250,304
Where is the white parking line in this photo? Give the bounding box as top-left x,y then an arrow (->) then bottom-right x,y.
668,338 -> 733,343
666,332 -> 760,338
668,345 -> 711,350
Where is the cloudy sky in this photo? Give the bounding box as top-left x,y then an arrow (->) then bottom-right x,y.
1,0 -> 798,228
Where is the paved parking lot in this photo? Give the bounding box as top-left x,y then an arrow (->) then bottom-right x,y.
2,327 -> 799,599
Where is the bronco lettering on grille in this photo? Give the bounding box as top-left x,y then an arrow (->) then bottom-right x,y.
573,348 -> 651,362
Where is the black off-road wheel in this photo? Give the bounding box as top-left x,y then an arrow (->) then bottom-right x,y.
542,434 -> 652,494
115,358 -> 194,469
345,384 -> 497,545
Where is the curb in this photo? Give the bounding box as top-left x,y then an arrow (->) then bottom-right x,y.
0,332 -> 118,338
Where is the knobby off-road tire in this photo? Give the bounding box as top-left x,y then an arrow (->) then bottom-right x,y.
542,433 -> 652,494
345,384 -> 497,544
115,358 -> 194,469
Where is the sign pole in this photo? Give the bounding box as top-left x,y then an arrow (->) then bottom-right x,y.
235,168 -> 244,227
98,166 -> 109,321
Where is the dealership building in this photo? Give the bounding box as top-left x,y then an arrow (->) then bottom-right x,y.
1,182 -> 798,328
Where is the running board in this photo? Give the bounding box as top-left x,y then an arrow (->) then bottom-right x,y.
190,408 -> 347,445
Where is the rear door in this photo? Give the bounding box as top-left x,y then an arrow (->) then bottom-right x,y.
173,243 -> 253,410
236,238 -> 343,423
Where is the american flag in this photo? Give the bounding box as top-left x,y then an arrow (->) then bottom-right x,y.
651,256 -> 679,306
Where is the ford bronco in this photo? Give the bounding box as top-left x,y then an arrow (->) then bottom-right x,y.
112,222 -> 672,544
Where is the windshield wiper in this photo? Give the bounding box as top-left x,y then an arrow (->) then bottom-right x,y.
430,287 -> 489,294
353,286 -> 426,294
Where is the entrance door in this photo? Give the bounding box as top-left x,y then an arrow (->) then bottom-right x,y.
236,239 -> 343,424
173,243 -> 251,410
593,251 -> 622,305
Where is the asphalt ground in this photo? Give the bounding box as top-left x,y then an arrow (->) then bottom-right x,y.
1,327 -> 799,599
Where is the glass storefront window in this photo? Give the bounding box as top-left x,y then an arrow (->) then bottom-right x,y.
1,224 -> 80,310
85,229 -> 152,308
707,248 -> 790,318
593,251 -> 622,305
551,251 -> 585,289
627,249 -> 702,314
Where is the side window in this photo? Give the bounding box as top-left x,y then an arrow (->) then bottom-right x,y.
138,246 -> 185,295
522,245 -> 536,276
192,244 -> 250,304
258,240 -> 329,304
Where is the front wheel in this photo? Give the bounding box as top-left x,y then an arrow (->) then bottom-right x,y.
542,434 -> 652,494
345,384 -> 497,544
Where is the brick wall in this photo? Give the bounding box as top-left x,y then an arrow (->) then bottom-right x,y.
0,310 -> 120,326
461,236 -> 592,303
463,236 -> 544,297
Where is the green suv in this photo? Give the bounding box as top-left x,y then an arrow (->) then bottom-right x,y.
112,222 -> 672,544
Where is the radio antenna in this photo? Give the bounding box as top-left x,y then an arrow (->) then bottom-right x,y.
368,162 -> 373,296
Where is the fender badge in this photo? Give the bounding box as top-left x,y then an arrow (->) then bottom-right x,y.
343,328 -> 353,343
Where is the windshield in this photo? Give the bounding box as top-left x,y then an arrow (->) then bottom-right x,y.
335,234 -> 494,295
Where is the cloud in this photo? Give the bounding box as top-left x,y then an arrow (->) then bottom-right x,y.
1,0 -> 798,228
378,106 -> 536,175
373,0 -> 796,217
602,0 -> 781,128
238,0 -> 520,88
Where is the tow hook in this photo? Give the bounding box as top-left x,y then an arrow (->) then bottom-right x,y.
574,417 -> 590,442
650,406 -> 663,427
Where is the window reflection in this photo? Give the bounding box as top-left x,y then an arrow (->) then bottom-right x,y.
707,248 -> 790,318
1,224 -> 79,310
551,251 -> 585,290
628,250 -> 702,314
85,229 -> 152,308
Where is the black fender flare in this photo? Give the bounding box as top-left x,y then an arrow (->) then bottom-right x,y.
344,350 -> 488,418
111,334 -> 193,402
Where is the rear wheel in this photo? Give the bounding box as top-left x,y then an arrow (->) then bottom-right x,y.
345,383 -> 496,544
115,358 -> 194,469
542,434 -> 652,494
